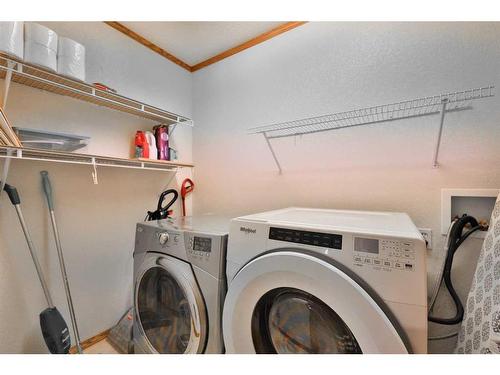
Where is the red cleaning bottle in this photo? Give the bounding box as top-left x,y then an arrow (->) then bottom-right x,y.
134,131 -> 149,158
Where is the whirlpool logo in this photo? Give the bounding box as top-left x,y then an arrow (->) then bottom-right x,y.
240,227 -> 257,234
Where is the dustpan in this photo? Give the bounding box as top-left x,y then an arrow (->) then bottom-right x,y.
107,307 -> 134,354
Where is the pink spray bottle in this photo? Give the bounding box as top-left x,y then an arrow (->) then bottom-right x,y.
154,125 -> 169,160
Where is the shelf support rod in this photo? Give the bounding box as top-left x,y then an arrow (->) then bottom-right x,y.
263,132 -> 282,174
91,157 -> 99,185
432,99 -> 448,168
169,124 -> 177,136
1,61 -> 16,109
163,168 -> 178,190
0,149 -> 14,206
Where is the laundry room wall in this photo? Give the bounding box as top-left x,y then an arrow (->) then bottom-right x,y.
192,22 -> 500,353
0,22 -> 193,353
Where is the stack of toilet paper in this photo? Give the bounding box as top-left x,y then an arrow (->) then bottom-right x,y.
0,22 -> 24,60
24,23 -> 58,72
57,37 -> 85,81
2,22 -> 87,82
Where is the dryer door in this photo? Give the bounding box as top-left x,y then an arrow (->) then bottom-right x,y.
135,253 -> 207,353
223,250 -> 410,354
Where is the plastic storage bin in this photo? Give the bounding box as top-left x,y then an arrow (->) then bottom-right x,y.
14,127 -> 90,152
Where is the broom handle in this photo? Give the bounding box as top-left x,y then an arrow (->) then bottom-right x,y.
2,182 -> 55,308
15,205 -> 55,308
41,172 -> 83,353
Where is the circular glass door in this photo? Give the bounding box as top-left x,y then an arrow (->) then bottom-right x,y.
223,251 -> 410,353
252,288 -> 362,354
135,255 -> 207,354
137,267 -> 192,353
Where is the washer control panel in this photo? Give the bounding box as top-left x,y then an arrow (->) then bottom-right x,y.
156,231 -> 180,247
353,237 -> 415,271
187,235 -> 213,258
158,232 -> 170,245
136,219 -> 228,279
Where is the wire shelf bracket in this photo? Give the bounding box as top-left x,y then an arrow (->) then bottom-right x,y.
248,86 -> 495,173
0,148 -> 13,206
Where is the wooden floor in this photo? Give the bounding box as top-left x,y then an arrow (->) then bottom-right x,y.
83,339 -> 120,354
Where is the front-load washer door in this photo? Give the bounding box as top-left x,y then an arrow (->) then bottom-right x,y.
223,250 -> 410,354
135,253 -> 207,354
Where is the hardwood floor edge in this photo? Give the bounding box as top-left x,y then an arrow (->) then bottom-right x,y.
69,328 -> 111,354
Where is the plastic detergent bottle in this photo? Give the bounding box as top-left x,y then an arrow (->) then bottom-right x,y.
154,125 -> 169,160
134,131 -> 149,158
145,131 -> 157,160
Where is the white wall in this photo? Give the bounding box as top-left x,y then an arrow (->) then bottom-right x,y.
192,22 -> 500,353
0,22 -> 193,353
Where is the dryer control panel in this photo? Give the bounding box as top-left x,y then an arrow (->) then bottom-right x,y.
269,227 -> 342,249
187,235 -> 213,258
353,237 -> 415,272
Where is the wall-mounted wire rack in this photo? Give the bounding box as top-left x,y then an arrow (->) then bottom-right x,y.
248,86 -> 495,173
0,146 -> 193,186
0,53 -> 194,195
0,54 -> 192,125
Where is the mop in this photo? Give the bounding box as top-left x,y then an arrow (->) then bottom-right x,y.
2,181 -> 71,353
40,171 -> 83,354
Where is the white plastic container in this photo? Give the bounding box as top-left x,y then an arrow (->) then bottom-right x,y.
0,22 -> 24,59
57,37 -> 85,81
24,23 -> 58,71
145,131 -> 158,160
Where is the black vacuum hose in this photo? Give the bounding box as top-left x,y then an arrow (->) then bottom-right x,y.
145,189 -> 179,221
428,215 -> 481,325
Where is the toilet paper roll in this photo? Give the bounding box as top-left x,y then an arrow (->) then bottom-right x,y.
58,37 -> 85,57
24,42 -> 57,71
24,23 -> 57,51
57,56 -> 85,81
0,22 -> 24,59
57,37 -> 85,81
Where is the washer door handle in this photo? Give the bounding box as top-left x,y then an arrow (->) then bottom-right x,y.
192,304 -> 201,338
156,257 -> 203,341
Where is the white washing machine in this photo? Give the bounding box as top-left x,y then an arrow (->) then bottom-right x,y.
133,216 -> 228,353
223,207 -> 427,354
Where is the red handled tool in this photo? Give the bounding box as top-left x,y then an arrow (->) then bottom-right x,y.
181,178 -> 194,216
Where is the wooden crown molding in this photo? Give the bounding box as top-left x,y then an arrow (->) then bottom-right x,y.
104,21 -> 307,73
190,22 -> 306,72
104,21 -> 192,72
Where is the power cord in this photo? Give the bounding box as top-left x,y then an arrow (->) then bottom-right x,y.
428,215 -> 481,330
145,189 -> 179,221
428,331 -> 459,341
427,220 -> 455,315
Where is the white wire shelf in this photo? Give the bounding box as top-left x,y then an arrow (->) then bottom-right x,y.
248,86 -> 495,173
249,86 -> 494,138
0,54 -> 192,126
0,146 -> 194,185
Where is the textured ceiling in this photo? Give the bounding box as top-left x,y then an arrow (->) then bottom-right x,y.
121,22 -> 283,65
